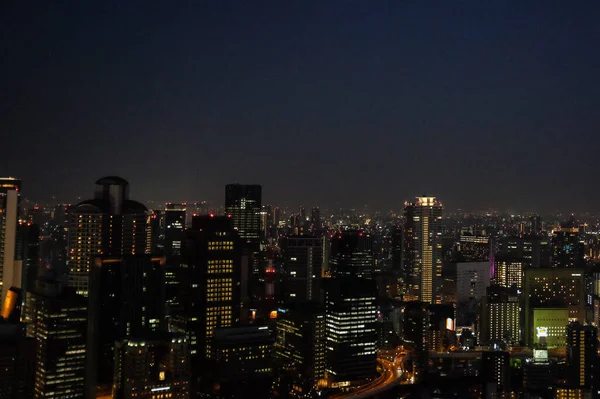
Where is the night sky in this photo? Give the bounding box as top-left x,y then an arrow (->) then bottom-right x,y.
2,1 -> 599,213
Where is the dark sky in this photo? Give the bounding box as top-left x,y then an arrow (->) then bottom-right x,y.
2,1 -> 599,213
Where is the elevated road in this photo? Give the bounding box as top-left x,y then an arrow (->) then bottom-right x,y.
329,358 -> 403,399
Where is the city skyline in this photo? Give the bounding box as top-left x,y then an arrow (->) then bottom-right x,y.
3,2 -> 600,213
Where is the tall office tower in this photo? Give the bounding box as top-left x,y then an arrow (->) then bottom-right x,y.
171,215 -> 241,392
24,277 -> 87,399
87,255 -> 166,394
211,326 -> 275,398
310,207 -> 321,234
552,220 -> 585,269
480,351 -> 510,399
456,235 -> 490,262
403,302 -> 429,382
0,177 -> 20,308
15,222 -> 40,303
329,231 -> 374,278
444,261 -> 491,304
113,333 -> 190,399
273,206 -> 281,227
147,209 -> 163,253
566,322 -> 598,388
391,227 -> 403,273
403,196 -> 443,303
280,235 -> 323,304
494,257 -> 524,289
324,277 -> 378,385
275,302 -> 326,398
225,184 -> 262,248
524,268 -> 585,347
0,321 -> 35,399
480,286 -> 521,346
67,176 -> 149,296
497,236 -> 551,269
530,215 -> 543,234
164,203 -> 186,314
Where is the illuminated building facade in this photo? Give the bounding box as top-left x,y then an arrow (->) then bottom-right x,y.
225,184 -> 261,248
0,177 -> 20,308
566,322 -> 598,388
275,303 -> 325,397
324,277 -> 377,384
164,203 -> 186,315
113,334 -> 190,399
67,176 -> 149,296
524,269 -> 585,346
494,257 -> 524,289
171,214 -> 241,390
457,234 -> 490,262
403,196 -> 443,303
329,231 -> 374,279
280,236 -> 324,303
24,278 -> 87,399
480,286 -> 520,346
87,255 -> 166,394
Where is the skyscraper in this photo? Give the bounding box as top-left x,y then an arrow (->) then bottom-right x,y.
171,214 -> 242,393
24,277 -> 87,399
403,196 -> 443,303
87,255 -> 166,393
0,177 -> 21,308
280,235 -> 324,304
324,277 -> 378,385
566,322 -> 598,388
480,286 -> 521,346
67,176 -> 149,296
481,351 -> 510,399
164,203 -> 186,314
552,220 -> 585,269
329,231 -> 374,278
225,184 -> 262,249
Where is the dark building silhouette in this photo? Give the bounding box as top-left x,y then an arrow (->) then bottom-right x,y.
164,203 -> 186,316
87,255 -> 166,395
280,235 -> 323,304
329,231 -> 374,278
225,184 -> 261,249
481,351 -> 510,399
0,321 -> 34,399
552,220 -> 585,269
566,321 -> 598,388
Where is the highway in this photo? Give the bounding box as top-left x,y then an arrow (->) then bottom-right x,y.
329,358 -> 403,399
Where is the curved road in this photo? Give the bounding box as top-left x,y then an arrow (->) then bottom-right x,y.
329,358 -> 403,399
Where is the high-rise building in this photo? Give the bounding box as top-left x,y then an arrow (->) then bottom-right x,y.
403,302 -> 429,382
113,333 -> 190,399
225,184 -> 262,249
67,176 -> 149,296
87,255 -> 166,393
480,286 -> 521,346
481,351 -> 510,399
171,215 -> 242,392
164,203 -> 186,315
456,235 -> 490,262
494,257 -> 524,289
444,261 -> 490,304
0,177 -> 20,308
324,277 -> 378,385
310,207 -> 321,234
552,220 -> 585,269
329,231 -> 374,278
497,236 -> 551,269
403,196 -> 443,303
566,322 -> 598,388
24,277 -> 87,399
280,235 -> 323,304
275,302 -> 326,398
211,326 -> 275,398
524,268 -> 585,346
15,222 -> 40,305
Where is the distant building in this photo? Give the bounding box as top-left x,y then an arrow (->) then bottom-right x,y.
497,235 -> 551,268
444,261 -> 490,304
113,334 -> 190,399
225,184 -> 262,249
164,203 -> 186,315
24,278 -> 87,399
552,221 -> 585,269
67,176 -> 149,296
329,231 -> 374,278
280,236 -> 323,304
403,196 -> 443,303
0,177 -> 20,308
457,234 -> 490,262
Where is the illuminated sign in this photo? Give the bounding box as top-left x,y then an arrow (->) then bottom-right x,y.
536,327 -> 548,338
159,371 -> 165,381
269,310 -> 278,319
